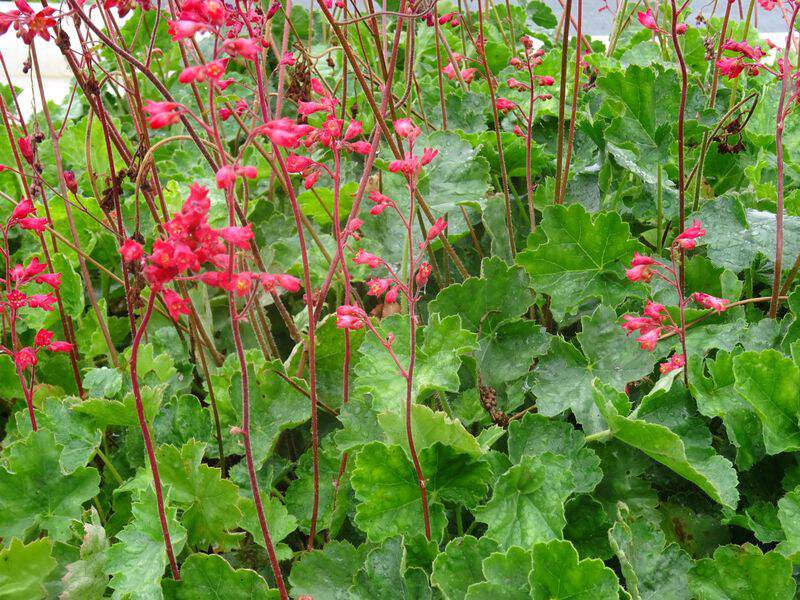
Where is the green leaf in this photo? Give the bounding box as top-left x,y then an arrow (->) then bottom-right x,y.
75,385 -> 165,428
350,537 -> 431,600
464,546 -> 532,600
689,545 -> 795,599
162,554 -> 276,599
298,182 -> 357,226
530,305 -> 656,432
378,404 -> 483,459
11,396 -> 102,473
0,538 -> 57,600
210,352 -> 310,464
694,196 -> 800,271
529,539 -> 622,599
516,204 -> 640,318
429,257 -> 533,331
474,455 -> 574,549
0,430 -> 100,542
477,319 -> 549,387
609,504 -> 693,600
240,491 -> 297,551
50,253 -> 84,318
354,314 -> 477,412
153,394 -> 213,449
309,314 -> 365,411
83,367 -> 123,399
432,536 -> 500,600
289,540 -> 365,600
105,487 -> 187,600
776,489 -> 800,559
564,495 -> 614,560
155,441 -> 242,549
733,349 -> 800,455
689,352 -> 764,470
507,413 -> 602,494
592,381 -> 740,508
351,442 -> 489,542
334,396 -> 384,452
61,509 -> 110,600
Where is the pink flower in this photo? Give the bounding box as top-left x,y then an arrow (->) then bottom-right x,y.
643,301 -> 665,319
304,171 -> 320,190
14,347 -> 37,370
536,75 -> 555,86
659,353 -> 685,374
11,197 -> 35,220
674,219 -> 706,249
416,262 -> 432,287
17,217 -> 47,232
297,101 -> 327,116
217,224 -> 254,249
420,148 -> 438,166
266,1 -> 281,18
34,328 -> 53,347
722,39 -> 763,60
621,314 -> 656,335
260,118 -> 314,148
216,165 -> 237,189
162,289 -> 190,321
238,165 -> 258,180
758,0 -> 775,10
393,118 -> 421,140
636,327 -> 661,351
26,293 -> 57,311
348,140 -> 372,154
276,274 -> 302,292
35,272 -> 61,289
353,249 -> 382,268
366,278 -> 391,297
280,51 -> 296,66
336,304 -> 366,330
637,8 -> 658,31
385,286 -> 399,304
222,37 -> 260,60
48,341 -> 73,353
344,120 -> 363,140
425,217 -> 447,243
496,97 -> 516,113
716,57 -> 745,80
675,23 -> 687,34
167,20 -> 206,41
144,100 -> 186,129
17,136 -> 33,164
179,65 -> 206,84
460,68 -> 479,83
285,154 -> 314,173
120,239 -> 143,262
626,253 -> 658,282
692,292 -> 729,313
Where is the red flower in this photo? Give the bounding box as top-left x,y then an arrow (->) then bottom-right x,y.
642,301 -> 666,320
536,75 -> 555,86
420,148 -> 438,166
14,347 -> 37,370
425,218 -> 447,243
636,327 -> 660,351
496,97 -> 516,113
415,262 -> 432,287
692,292 -> 729,313
34,329 -> 53,347
393,118 -> 421,141
217,224 -> 254,249
17,217 -> 47,232
11,197 -> 35,221
366,278 -> 391,297
17,136 -> 34,164
222,37 -> 260,60
626,253 -> 657,282
336,304 -> 366,330
637,8 -> 658,31
119,239 -> 143,262
48,341 -> 73,353
216,165 -> 237,189
659,353 -> 686,374
621,314 -> 655,335
26,293 -> 57,311
385,286 -> 399,304
64,170 -> 78,194
674,219 -> 706,249
259,118 -> 314,148
276,274 -> 301,292
35,272 -> 61,289
144,100 -> 186,129
162,289 -> 190,321
716,57 -> 745,80
285,154 -> 314,173
353,249 -> 382,268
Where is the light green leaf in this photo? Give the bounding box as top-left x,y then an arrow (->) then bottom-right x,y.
464,546 -> 532,600
162,553 -> 276,599
592,381 -> 739,508
474,454 -> 574,549
477,319 -> 549,387
529,539 -> 622,599
516,204 -> 640,318
733,349 -> 800,455
507,413 -> 602,494
0,430 -> 99,542
432,536 -> 499,600
689,545 -> 795,599
289,540 -> 365,600
378,404 -> 483,459
106,487 -> 187,600
0,538 -> 57,600
354,314 -> 477,412
776,489 -> 800,559
61,509 -> 109,600
350,537 -> 431,600
609,504 -> 692,600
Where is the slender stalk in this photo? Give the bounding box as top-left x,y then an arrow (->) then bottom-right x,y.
554,0 -> 573,204
769,4 -> 800,317
557,0 -> 583,205
669,0 -> 688,289
131,293 -> 179,580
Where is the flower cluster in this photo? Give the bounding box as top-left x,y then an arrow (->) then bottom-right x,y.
442,54 -> 479,84
121,183 -> 300,320
1,199 -> 72,372
622,220 -> 728,376
716,39 -> 766,79
503,37 -> 557,137
0,0 -> 57,45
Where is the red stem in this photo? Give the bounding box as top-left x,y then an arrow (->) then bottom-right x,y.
669,0 -> 688,288
131,293 -> 180,580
